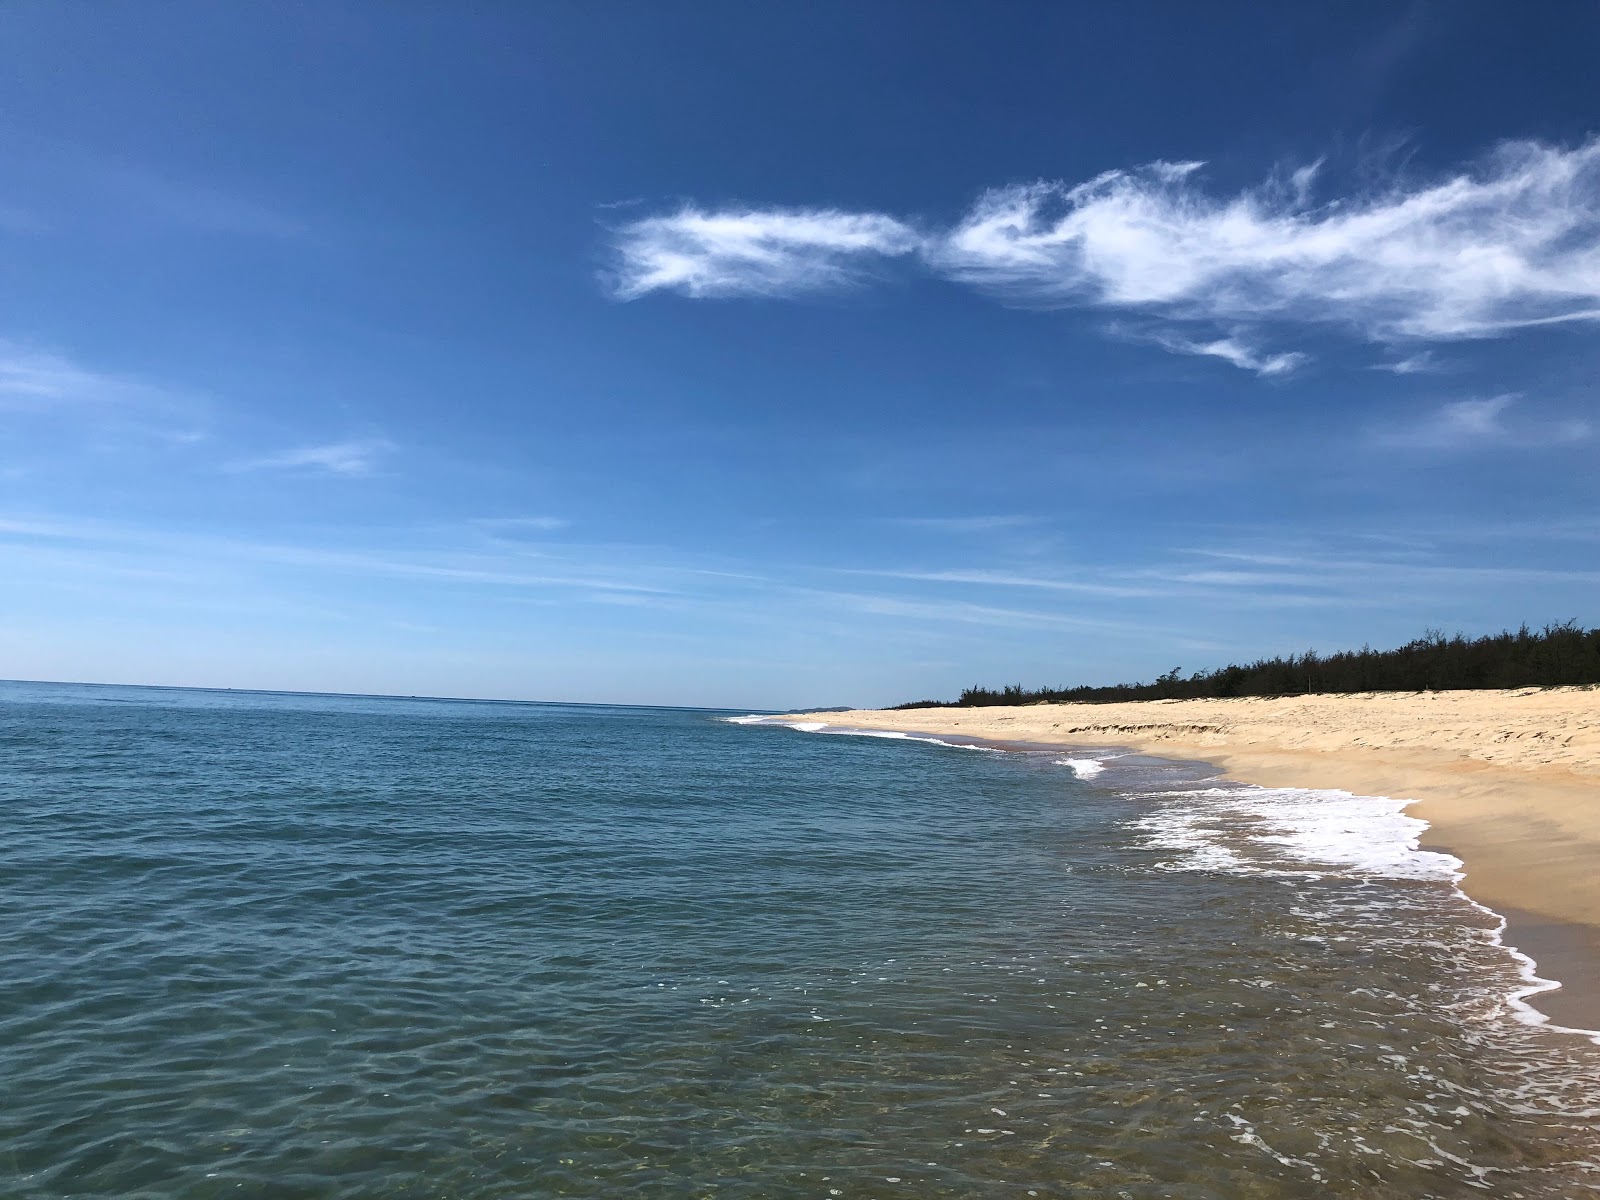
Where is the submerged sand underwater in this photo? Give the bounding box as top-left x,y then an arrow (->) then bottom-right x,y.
779,688 -> 1600,1027
9,681 -> 1600,1197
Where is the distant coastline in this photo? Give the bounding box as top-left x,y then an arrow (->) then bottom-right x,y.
773,687 -> 1600,1030
897,623 -> 1600,709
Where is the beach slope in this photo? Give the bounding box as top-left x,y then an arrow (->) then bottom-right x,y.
781,688 -> 1600,1023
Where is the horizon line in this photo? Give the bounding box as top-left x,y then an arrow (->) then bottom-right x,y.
0,677 -> 772,715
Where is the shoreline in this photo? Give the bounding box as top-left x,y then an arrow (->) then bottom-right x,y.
772,689 -> 1600,1032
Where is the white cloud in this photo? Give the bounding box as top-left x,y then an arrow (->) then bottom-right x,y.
607,206 -> 921,299
1374,395 -> 1591,450
610,138 -> 1600,366
231,439 -> 393,476
931,140 -> 1600,339
1147,331 -> 1309,377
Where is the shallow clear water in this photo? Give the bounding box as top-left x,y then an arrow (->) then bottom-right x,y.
4,682 -> 1600,1198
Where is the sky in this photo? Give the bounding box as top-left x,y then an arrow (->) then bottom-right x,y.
2,1 -> 1598,708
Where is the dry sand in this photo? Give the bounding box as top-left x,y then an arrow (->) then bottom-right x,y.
783,688 -> 1600,1026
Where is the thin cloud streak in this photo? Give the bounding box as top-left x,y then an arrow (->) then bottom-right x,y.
8,509 -> 1594,681
1372,395 -> 1591,450
1372,350 -> 1443,374
228,439 -> 395,476
0,340 -> 211,448
1171,545 -> 1600,587
475,515 -> 569,531
839,567 -> 1158,598
1145,331 -> 1309,377
471,516 -> 571,539
885,515 -> 1045,534
0,341 -> 170,410
0,514 -> 680,597
805,587 -> 1168,637
95,160 -> 305,238
232,543 -> 677,594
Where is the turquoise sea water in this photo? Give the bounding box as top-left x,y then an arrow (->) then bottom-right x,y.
4,681 -> 1600,1198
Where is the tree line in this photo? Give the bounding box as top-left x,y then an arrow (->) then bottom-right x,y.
893,622 -> 1600,709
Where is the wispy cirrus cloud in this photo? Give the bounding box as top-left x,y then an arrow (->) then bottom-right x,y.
97,161 -> 305,239
608,138 -> 1600,369
885,514 -> 1044,534
1144,331 -> 1309,378
473,515 -> 570,533
0,340 -> 208,448
1373,394 -> 1590,450
1169,543 -> 1600,591
805,587 -> 1165,636
0,511 -> 677,598
1372,350 -> 1443,375
606,206 -> 921,299
839,566 -> 1158,599
3,136 -> 306,240
0,341 -> 166,410
470,515 -> 571,543
228,439 -> 394,476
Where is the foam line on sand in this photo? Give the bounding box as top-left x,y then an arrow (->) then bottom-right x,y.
769,689 -> 1600,1030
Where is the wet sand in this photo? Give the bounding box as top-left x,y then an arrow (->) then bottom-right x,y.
779,688 -> 1600,1027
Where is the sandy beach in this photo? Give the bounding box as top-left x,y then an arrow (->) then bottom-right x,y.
782,688 -> 1600,1027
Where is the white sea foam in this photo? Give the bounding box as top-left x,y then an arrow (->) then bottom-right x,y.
1057,758 -> 1106,779
1466,891 -> 1600,1045
721,715 -> 832,732
1133,784 -> 1457,881
724,716 -> 1000,750
1133,781 -> 1600,1046
817,727 -> 1001,751
732,716 -> 1600,1046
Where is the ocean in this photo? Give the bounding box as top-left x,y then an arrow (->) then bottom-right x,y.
4,680 -> 1599,1198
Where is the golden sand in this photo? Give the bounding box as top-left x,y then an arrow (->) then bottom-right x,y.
783,688 -> 1600,1024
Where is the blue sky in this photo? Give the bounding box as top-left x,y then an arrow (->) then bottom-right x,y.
3,2 -> 1598,708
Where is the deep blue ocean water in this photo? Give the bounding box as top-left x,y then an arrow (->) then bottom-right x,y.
5,681 -> 1600,1198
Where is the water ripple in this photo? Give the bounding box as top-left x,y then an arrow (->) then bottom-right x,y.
3,682 -> 1599,1197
